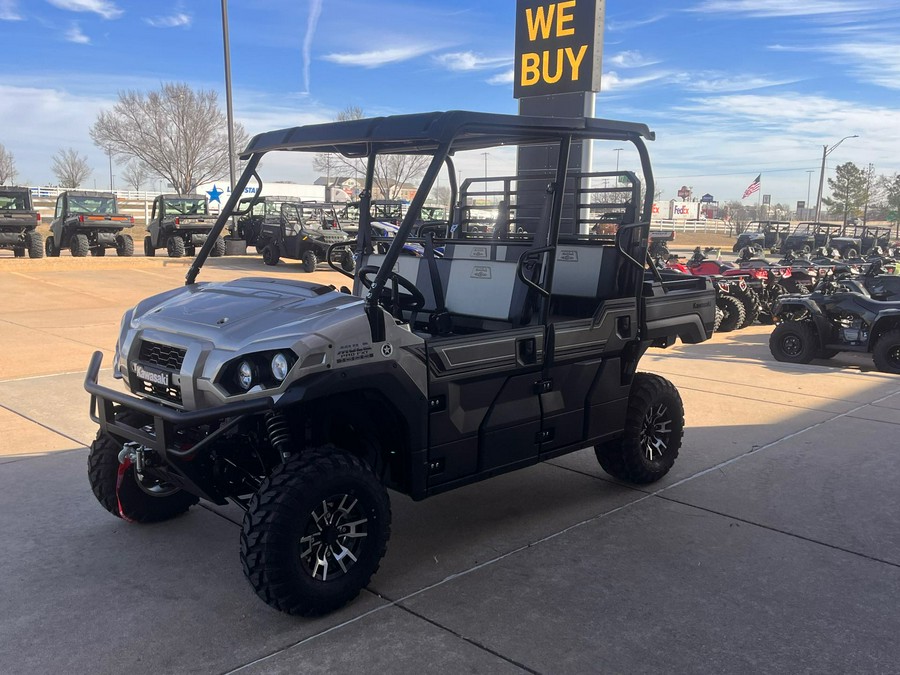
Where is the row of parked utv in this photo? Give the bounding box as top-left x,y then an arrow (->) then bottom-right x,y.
733,219 -> 899,260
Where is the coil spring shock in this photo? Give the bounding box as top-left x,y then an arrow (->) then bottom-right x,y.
264,411 -> 292,460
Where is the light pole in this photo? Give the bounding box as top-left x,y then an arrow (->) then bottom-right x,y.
220,0 -> 237,195
613,148 -> 623,172
481,152 -> 490,178
814,135 -> 858,222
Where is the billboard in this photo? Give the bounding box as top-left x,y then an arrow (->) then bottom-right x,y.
514,0 -> 604,98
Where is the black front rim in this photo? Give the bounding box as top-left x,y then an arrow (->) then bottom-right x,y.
888,344 -> 900,367
299,493 -> 369,581
781,333 -> 803,356
641,403 -> 672,462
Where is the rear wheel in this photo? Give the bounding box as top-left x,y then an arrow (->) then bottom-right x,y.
144,236 -> 155,257
716,294 -> 745,333
736,289 -> 760,328
769,320 -> 819,364
594,373 -> 684,484
71,233 -> 89,257
842,247 -> 858,260
210,236 -> 226,257
116,233 -> 134,257
241,446 -> 391,616
262,244 -> 280,266
13,246 -> 24,258
25,231 -> 43,258
88,412 -> 198,523
45,235 -> 59,257
873,329 -> 900,374
341,251 -> 356,272
302,250 -> 318,273
166,236 -> 185,258
713,306 -> 724,333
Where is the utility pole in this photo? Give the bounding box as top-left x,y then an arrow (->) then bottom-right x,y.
862,163 -> 874,225
806,170 -> 814,219
815,135 -> 858,222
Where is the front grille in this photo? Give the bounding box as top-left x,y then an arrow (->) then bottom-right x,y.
139,379 -> 183,406
139,340 -> 186,370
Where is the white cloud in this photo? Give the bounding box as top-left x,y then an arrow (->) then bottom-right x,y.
607,14 -> 666,32
301,0 -> 323,94
322,45 -> 438,68
689,0 -> 878,18
46,0 -> 122,20
602,71 -> 670,91
486,70 -> 514,86
0,0 -> 21,20
144,12 -> 191,28
772,38 -> 900,91
689,74 -> 800,92
607,51 -> 660,69
65,22 -> 90,44
433,52 -> 512,72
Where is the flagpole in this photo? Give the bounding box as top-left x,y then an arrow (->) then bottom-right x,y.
757,173 -> 762,217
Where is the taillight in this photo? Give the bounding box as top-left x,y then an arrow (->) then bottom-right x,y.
36,212 -> 41,222
129,215 -> 135,224
78,214 -> 85,223
174,217 -> 180,225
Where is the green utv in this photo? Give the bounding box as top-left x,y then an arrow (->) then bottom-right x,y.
85,111 -> 715,616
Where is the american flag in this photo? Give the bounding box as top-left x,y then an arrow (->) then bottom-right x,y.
742,174 -> 761,199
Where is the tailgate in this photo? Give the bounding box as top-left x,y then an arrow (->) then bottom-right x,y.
642,275 -> 716,344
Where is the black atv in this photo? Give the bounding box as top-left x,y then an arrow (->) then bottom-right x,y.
769,268 -> 900,373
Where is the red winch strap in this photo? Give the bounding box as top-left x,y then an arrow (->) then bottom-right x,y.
116,457 -> 136,523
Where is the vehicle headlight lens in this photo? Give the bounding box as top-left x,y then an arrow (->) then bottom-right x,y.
271,352 -> 290,381
237,361 -> 255,390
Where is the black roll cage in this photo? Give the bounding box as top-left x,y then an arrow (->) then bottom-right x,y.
185,111 -> 657,332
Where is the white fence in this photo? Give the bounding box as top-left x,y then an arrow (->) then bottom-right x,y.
652,219 -> 734,235
29,185 -> 158,201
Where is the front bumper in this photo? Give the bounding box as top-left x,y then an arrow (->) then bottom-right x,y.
85,351 -> 274,461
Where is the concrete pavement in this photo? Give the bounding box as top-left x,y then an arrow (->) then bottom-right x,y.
1,256 -> 898,674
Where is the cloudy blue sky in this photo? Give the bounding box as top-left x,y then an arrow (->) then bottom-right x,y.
0,0 -> 897,204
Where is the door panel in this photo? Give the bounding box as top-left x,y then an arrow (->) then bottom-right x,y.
426,327 -> 543,486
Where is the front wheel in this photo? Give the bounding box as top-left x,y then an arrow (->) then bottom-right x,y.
210,236 -> 226,257
873,329 -> 900,374
88,412 -> 198,522
144,236 -> 155,257
241,447 -> 391,616
769,320 -> 819,364
45,235 -> 60,257
262,244 -> 280,266
302,250 -> 318,273
594,373 -> 684,484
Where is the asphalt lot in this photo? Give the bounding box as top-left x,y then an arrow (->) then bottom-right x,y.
1,254 -> 899,674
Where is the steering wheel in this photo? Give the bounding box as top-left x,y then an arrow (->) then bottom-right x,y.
359,265 -> 426,312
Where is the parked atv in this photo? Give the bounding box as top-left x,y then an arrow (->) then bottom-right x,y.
769,269 -> 900,373
0,186 -> 43,258
145,194 -> 224,258
661,255 -> 757,332
46,191 -> 134,257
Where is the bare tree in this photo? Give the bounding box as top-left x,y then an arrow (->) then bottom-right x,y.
373,153 -> 430,200
314,105 -> 428,201
90,82 -> 248,194
0,143 -> 16,185
51,148 -> 92,188
121,161 -> 150,192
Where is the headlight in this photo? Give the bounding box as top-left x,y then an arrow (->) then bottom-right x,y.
237,360 -> 255,390
220,349 -> 298,395
271,352 -> 290,381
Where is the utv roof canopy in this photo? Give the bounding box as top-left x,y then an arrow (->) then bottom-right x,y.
240,110 -> 655,159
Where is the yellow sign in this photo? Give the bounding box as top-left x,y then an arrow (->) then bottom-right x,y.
514,0 -> 604,99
